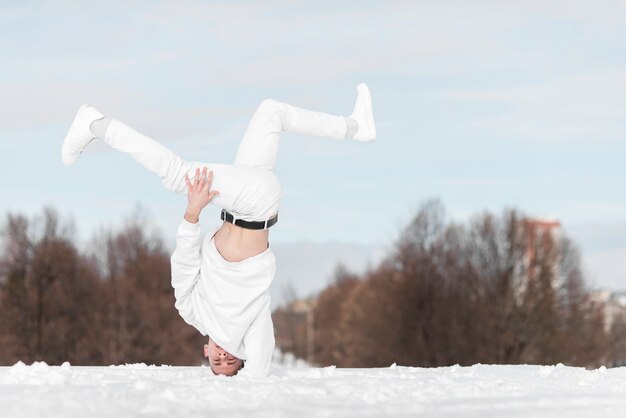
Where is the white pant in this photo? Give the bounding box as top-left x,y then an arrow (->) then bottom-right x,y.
104,99 -> 349,221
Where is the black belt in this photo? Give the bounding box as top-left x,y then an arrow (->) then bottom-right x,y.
220,210 -> 278,230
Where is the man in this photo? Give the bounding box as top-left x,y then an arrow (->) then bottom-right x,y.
61,83 -> 376,376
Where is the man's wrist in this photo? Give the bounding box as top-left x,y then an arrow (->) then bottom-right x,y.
184,208 -> 201,223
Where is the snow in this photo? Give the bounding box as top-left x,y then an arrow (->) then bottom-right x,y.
2,362 -> 626,417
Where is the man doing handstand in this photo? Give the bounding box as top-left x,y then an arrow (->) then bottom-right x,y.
61,84 -> 376,376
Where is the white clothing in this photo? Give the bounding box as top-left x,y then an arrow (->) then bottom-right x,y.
102,98 -> 350,376
171,219 -> 275,376
104,99 -> 348,221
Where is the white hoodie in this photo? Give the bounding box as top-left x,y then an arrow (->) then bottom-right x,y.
170,219 -> 275,377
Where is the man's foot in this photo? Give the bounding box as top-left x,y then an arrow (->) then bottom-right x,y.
350,83 -> 376,142
61,104 -> 104,165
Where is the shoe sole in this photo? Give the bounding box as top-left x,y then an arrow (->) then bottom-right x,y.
61,104 -> 100,165
354,84 -> 376,142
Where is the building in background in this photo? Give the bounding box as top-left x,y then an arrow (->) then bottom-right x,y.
273,298 -> 316,365
590,290 -> 626,366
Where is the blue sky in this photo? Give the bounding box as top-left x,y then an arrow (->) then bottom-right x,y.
1,1 -> 626,295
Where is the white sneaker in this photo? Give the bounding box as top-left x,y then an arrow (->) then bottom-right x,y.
350,83 -> 376,142
61,104 -> 104,166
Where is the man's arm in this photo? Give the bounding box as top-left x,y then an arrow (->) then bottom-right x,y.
170,217 -> 204,330
170,167 -> 219,330
241,307 -> 275,377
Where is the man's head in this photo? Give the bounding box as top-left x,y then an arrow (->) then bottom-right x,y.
204,339 -> 243,376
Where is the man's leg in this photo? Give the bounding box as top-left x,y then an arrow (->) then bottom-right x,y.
102,118 -> 198,194
234,83 -> 375,170
62,105 -> 267,216
101,118 -> 275,217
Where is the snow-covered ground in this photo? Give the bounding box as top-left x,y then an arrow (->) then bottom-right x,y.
2,362 -> 626,417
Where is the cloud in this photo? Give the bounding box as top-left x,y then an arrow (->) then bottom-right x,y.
144,1 -> 467,88
442,71 -> 626,142
0,78 -> 251,144
566,220 -> 626,252
0,82 -> 138,130
558,203 -> 626,226
442,177 -> 514,187
10,0 -> 626,141
561,220 -> 626,290
581,247 -> 626,292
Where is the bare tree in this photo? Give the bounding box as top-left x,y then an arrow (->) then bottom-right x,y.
313,200 -> 611,368
0,207 -> 206,366
0,208 -> 101,364
90,214 -> 204,365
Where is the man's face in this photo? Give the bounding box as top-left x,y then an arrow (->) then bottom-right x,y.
204,339 -> 243,376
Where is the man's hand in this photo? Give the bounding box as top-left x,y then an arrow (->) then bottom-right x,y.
184,167 -> 219,223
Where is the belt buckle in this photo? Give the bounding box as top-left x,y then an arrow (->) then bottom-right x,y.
264,219 -> 268,230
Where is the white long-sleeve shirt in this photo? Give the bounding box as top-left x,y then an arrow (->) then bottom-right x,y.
170,219 -> 276,377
